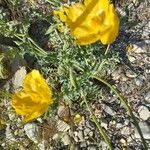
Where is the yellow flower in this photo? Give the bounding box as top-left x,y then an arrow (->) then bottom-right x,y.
0,119 -> 6,130
12,70 -> 53,122
53,0 -> 120,45
73,114 -> 82,124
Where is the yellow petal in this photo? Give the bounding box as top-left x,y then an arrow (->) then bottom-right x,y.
100,4 -> 120,44
73,114 -> 82,124
75,33 -> 100,45
54,0 -> 120,45
53,9 -> 67,22
12,69 -> 53,122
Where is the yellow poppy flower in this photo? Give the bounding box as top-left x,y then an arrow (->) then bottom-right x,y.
12,70 -> 53,122
53,0 -> 120,45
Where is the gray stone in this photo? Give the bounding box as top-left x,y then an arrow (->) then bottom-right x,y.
10,55 -> 27,73
144,91 -> 150,103
138,105 -> 150,120
134,122 -> 150,139
103,105 -> 116,116
84,128 -> 91,136
11,67 -> 26,91
132,42 -> 148,53
134,76 -> 145,87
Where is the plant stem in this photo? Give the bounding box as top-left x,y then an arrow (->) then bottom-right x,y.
81,90 -> 114,150
28,37 -> 48,56
104,44 -> 110,55
92,75 -> 148,150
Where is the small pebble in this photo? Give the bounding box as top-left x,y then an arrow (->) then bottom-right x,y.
125,69 -> 137,78
121,127 -> 131,136
112,68 -> 122,81
138,105 -> 150,120
89,131 -> 93,137
103,105 -> 116,116
128,55 -> 136,62
84,128 -> 91,136
101,122 -> 108,129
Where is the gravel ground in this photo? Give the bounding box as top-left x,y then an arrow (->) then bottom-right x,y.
0,0 -> 150,150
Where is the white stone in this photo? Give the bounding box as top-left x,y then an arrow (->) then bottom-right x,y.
74,131 -> 78,137
78,130 -> 84,141
89,131 -> 93,137
125,69 -> 137,78
52,133 -> 59,140
101,122 -> 108,129
24,123 -> 40,144
120,138 -> 127,146
61,134 -> 70,145
121,127 -> 131,135
128,55 -> 136,62
138,106 -> 150,120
